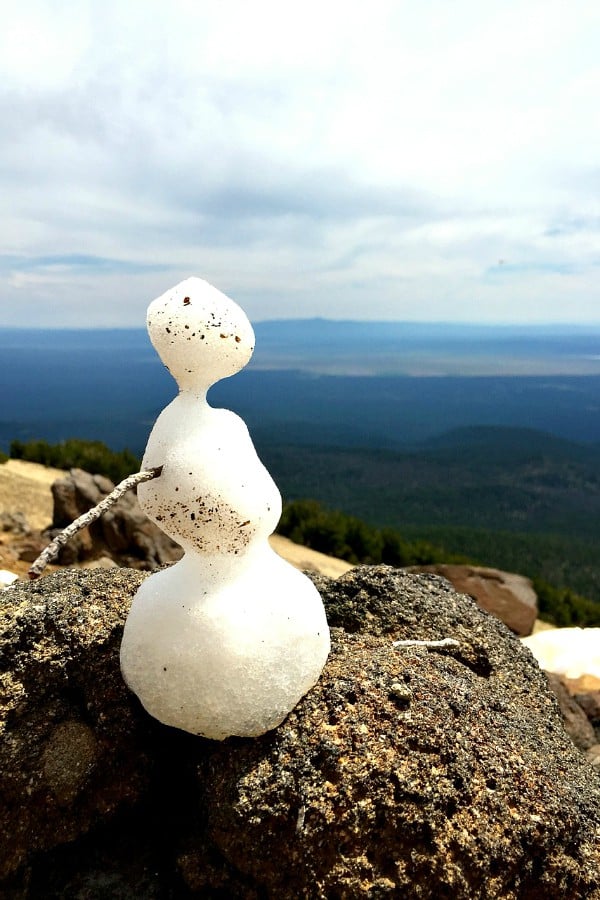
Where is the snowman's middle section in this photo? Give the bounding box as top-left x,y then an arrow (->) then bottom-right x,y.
138,394 -> 282,557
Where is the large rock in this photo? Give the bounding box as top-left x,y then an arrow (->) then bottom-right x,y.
545,672 -> 598,750
407,563 -> 538,635
1,566 -> 599,898
576,690 -> 600,740
49,468 -> 183,569
0,511 -> 30,536
0,568 -> 153,885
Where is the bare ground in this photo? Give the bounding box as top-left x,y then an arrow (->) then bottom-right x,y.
0,460 -> 353,581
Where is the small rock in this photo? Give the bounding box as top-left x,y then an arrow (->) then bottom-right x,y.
80,555 -> 119,570
587,744 -> 600,767
545,672 -> 597,750
575,691 -> 600,723
405,563 -> 538,635
0,511 -> 30,536
575,691 -> 600,742
15,534 -> 48,563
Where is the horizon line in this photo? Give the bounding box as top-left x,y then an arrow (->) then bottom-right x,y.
2,318 -> 600,331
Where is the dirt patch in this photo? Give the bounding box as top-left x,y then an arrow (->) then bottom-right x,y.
0,460 -> 352,582
0,460 -> 65,531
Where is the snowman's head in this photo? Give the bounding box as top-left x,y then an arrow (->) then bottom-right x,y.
147,277 -> 255,392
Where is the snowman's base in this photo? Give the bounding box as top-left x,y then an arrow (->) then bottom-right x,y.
120,548 -> 331,739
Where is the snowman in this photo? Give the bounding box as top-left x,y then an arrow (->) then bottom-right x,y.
120,277 -> 330,739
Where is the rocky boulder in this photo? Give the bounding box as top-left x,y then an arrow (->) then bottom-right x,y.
1,566 -> 599,898
576,691 -> 600,734
48,468 -> 183,569
544,672 -> 598,751
0,512 -> 30,537
407,563 -> 538,635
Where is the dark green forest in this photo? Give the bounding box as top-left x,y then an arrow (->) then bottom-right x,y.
256,426 -> 600,606
277,499 -> 600,627
9,438 -> 140,485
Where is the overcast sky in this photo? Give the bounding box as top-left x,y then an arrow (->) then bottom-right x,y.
1,0 -> 598,327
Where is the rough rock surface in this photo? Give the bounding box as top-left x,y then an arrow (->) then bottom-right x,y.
49,468 -> 183,569
1,566 -> 600,898
0,568 -> 153,885
0,511 -> 30,536
545,672 -> 597,750
406,563 -> 538,636
576,690 -> 600,742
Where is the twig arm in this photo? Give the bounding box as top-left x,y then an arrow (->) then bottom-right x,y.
393,638 -> 460,649
28,466 -> 163,580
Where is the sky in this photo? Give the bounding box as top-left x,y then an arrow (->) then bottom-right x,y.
1,0 -> 599,327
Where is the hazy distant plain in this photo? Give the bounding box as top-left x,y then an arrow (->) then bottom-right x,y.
1,321 -> 600,453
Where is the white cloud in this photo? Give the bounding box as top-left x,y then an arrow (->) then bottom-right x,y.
0,0 -> 599,325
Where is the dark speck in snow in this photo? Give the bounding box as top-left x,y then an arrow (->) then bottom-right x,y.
183,297 -> 191,306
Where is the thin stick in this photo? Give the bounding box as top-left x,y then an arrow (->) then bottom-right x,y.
393,638 -> 460,649
28,466 -> 163,580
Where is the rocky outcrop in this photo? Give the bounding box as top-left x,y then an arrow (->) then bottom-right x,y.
1,566 -> 599,898
0,511 -> 30,536
576,690 -> 600,741
48,468 -> 183,569
0,568 -> 152,886
407,563 -> 538,635
545,672 -> 598,750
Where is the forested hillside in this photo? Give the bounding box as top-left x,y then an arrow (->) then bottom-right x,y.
257,426 -> 600,536
257,425 -> 600,605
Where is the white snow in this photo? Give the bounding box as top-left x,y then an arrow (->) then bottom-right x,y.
120,277 -> 330,739
0,569 -> 18,588
522,628 -> 600,681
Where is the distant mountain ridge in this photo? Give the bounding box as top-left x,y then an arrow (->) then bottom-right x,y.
2,320 -> 600,376
251,319 -> 600,376
2,323 -> 600,452
416,425 -> 600,463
